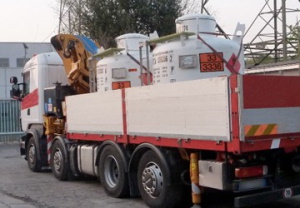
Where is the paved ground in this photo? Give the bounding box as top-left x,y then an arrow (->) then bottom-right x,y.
0,142 -> 145,208
0,191 -> 35,208
1,141 -> 300,208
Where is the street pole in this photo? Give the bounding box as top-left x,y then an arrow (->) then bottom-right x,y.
282,0 -> 287,61
274,0 -> 278,62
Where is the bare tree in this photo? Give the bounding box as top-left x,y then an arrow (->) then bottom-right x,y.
181,0 -> 201,14
57,0 -> 188,48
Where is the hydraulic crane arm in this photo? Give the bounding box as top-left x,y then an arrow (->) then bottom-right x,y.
51,34 -> 99,94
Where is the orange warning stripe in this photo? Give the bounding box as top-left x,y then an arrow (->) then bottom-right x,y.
244,124 -> 278,137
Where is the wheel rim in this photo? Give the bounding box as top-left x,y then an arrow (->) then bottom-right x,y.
53,148 -> 63,173
141,162 -> 163,198
28,144 -> 35,164
104,155 -> 119,188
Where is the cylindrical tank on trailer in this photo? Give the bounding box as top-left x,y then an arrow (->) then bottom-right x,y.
96,33 -> 151,92
152,14 -> 245,84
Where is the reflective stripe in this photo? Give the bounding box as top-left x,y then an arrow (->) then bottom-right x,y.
192,183 -> 201,194
245,124 -> 278,137
47,135 -> 52,165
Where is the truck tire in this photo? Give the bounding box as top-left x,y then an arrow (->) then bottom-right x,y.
26,137 -> 42,172
99,145 -> 129,198
51,140 -> 69,181
137,150 -> 181,208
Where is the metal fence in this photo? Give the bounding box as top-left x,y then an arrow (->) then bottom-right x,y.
0,99 -> 22,142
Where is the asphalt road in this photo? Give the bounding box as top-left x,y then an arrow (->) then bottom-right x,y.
0,143 -> 145,208
1,142 -> 300,208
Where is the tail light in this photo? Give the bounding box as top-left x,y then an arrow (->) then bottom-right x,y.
235,165 -> 268,179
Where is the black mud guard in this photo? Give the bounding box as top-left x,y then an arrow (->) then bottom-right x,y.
51,136 -> 69,160
25,126 -> 43,162
69,144 -> 80,177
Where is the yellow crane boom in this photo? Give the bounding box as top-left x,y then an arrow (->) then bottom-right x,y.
51,34 -> 99,94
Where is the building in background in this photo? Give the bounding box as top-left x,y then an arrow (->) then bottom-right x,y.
0,42 -> 54,99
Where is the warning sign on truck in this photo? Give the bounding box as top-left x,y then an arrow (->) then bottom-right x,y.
199,52 -> 224,72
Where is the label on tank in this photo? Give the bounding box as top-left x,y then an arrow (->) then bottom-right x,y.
199,52 -> 224,72
158,55 -> 168,63
177,24 -> 188,33
153,50 -> 173,84
112,81 -> 131,90
97,66 -> 106,87
162,66 -> 168,78
170,66 -> 175,75
153,68 -> 160,83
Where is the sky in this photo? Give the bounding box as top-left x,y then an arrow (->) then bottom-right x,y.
209,0 -> 300,43
0,0 -> 300,43
1,0 -> 59,42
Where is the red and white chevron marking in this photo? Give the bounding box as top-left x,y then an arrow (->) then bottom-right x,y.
47,135 -> 53,165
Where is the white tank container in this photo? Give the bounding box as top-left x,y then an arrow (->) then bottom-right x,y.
97,33 -> 151,92
152,14 -> 245,84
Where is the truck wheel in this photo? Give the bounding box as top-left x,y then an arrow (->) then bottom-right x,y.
99,145 -> 129,198
137,150 -> 181,208
26,137 -> 42,172
51,141 -> 69,181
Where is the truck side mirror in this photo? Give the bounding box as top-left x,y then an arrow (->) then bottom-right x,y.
9,76 -> 21,100
10,76 -> 18,84
10,84 -> 21,99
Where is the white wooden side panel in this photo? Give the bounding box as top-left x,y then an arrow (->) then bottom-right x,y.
66,91 -> 123,134
126,77 -> 230,141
